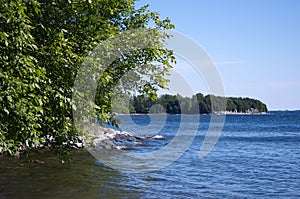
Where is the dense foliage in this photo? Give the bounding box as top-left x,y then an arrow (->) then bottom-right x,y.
0,0 -> 175,156
125,93 -> 268,114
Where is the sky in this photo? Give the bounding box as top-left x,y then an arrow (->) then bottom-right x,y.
135,0 -> 300,110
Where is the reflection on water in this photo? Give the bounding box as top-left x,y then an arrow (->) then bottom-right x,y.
0,150 -> 141,199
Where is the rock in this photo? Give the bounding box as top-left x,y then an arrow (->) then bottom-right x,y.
85,124 -> 146,150
73,142 -> 83,148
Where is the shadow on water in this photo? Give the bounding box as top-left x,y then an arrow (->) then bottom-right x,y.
0,150 -> 141,199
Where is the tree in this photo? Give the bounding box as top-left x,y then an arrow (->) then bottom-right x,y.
0,0 -> 175,157
127,93 -> 268,114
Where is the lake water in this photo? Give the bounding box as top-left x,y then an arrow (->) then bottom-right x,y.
1,111 -> 300,198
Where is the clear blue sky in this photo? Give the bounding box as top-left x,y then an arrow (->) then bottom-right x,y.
136,0 -> 300,110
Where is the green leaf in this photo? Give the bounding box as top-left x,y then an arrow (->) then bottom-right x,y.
4,108 -> 9,115
7,96 -> 12,102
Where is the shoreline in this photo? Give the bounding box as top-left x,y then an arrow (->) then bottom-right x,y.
115,112 -> 268,116
0,125 -> 163,157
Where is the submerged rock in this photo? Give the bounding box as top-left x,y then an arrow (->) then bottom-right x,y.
28,159 -> 45,164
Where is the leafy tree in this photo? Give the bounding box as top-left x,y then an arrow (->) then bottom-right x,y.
0,0 -> 175,157
196,93 -> 209,114
226,98 -> 236,112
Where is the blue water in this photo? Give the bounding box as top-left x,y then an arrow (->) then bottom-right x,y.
1,111 -> 300,198
113,111 -> 300,198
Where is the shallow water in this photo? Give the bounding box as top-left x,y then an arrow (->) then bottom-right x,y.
1,111 -> 300,198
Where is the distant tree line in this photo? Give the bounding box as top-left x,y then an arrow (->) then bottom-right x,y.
114,93 -> 268,114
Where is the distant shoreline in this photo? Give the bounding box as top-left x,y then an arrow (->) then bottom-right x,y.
115,111 -> 269,116
269,110 -> 300,112
115,110 -> 300,116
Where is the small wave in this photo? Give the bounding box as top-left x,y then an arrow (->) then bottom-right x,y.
220,135 -> 300,143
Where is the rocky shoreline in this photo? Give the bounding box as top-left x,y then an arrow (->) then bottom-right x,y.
0,124 -> 166,156
85,124 -> 167,151
85,124 -> 145,150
